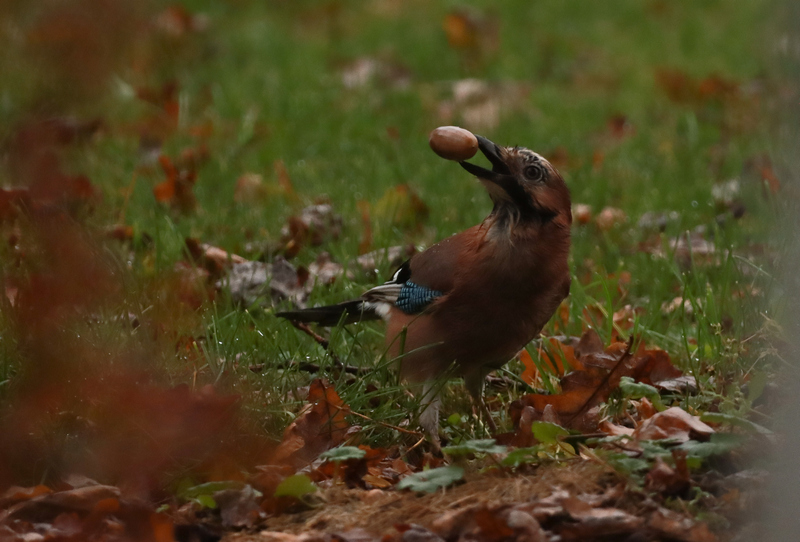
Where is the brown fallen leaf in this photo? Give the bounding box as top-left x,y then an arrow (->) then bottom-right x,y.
595,206 -> 627,231
0,485 -> 53,508
185,237 -> 248,279
512,331 -> 689,433
0,485 -> 175,542
441,9 -> 499,71
443,11 -> 479,50
153,154 -> 198,213
234,173 -> 267,203
655,68 -> 738,106
339,56 -> 412,90
634,397 -> 658,420
431,503 -> 544,542
215,485 -> 263,528
572,203 -> 592,225
281,203 -> 343,258
222,258 -> 309,308
171,261 -> 215,309
633,407 -> 714,443
519,349 -> 539,386
557,500 -> 644,540
599,420 -> 634,437
606,114 -> 635,140
645,449 -> 691,497
435,79 -> 530,134
307,252 -> 344,287
0,485 -> 120,523
270,379 -> 351,468
648,507 -> 718,542
153,4 -> 209,37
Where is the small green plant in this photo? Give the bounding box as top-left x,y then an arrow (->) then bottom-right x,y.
274,474 -> 318,501
442,439 -> 507,456
396,466 -> 464,493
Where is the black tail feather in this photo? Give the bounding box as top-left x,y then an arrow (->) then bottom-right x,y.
275,299 -> 380,327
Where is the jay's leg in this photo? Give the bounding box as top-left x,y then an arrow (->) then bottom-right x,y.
419,380 -> 442,449
464,371 -> 497,434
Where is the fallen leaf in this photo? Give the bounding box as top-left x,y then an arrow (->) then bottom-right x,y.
607,114 -> 635,140
436,79 -> 530,133
656,68 -> 738,107
612,305 -> 643,336
153,154 -> 197,213
595,207 -> 627,231
153,5 -> 208,37
308,252 -> 344,287
648,507 -> 718,542
222,258 -> 308,308
473,506 -> 515,542
633,407 -> 714,443
711,179 -> 741,209
280,203 -> 343,258
572,204 -> 592,225
760,160 -> 781,194
270,379 -> 351,468
234,173 -> 266,203
215,485 -> 263,528
637,210 -> 679,231
544,146 -> 572,170
512,331 -> 689,433
185,237 -> 247,279
645,450 -> 691,496
441,9 -> 498,69
0,485 -> 53,508
519,349 -> 539,385
340,56 -> 411,90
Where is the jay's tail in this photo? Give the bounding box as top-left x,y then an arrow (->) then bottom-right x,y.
275,300 -> 381,327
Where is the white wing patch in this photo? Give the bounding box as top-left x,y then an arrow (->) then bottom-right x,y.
362,282 -> 403,304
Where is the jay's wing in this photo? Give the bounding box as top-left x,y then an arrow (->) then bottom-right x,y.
362,228 -> 471,315
277,228 -> 472,324
362,261 -> 444,315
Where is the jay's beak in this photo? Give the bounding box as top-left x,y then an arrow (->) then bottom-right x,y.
459,135 -> 511,183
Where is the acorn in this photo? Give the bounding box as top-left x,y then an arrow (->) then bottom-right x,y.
428,126 -> 478,161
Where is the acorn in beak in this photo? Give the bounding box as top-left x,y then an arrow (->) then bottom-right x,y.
459,135 -> 511,182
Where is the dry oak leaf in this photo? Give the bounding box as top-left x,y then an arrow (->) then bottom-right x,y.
645,450 -> 691,497
572,203 -> 592,225
280,203 -> 342,258
512,331 -> 688,433
648,507 -> 718,542
270,379 -> 351,468
185,237 -> 247,279
595,206 -> 627,231
633,407 -> 714,443
153,154 -> 198,212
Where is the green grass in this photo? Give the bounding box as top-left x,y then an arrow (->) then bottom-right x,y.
0,0 -> 785,461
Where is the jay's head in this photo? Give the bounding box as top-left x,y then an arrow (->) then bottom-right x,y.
460,136 -> 571,227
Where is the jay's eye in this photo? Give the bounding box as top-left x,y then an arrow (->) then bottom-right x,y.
524,164 -> 545,182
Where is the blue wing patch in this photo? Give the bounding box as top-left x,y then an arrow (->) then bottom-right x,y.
394,281 -> 442,314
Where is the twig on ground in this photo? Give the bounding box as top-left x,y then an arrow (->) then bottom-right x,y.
289,320 -> 342,365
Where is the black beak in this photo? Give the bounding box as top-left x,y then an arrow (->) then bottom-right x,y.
459,135 -> 511,182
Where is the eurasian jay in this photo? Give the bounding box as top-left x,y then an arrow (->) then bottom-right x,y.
278,134 -> 572,439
